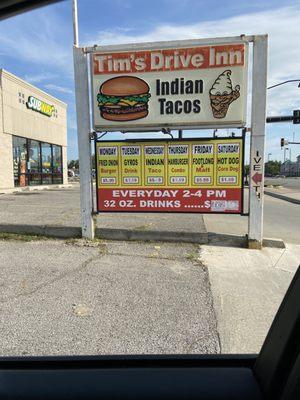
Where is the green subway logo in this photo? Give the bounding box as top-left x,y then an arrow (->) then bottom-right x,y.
26,96 -> 54,117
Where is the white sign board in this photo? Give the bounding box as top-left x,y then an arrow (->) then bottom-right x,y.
92,39 -> 248,131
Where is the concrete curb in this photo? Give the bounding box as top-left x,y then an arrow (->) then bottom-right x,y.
95,227 -> 209,244
262,237 -> 286,249
207,233 -> 285,249
0,224 -> 286,248
0,184 -> 73,195
264,190 -> 300,205
207,233 -> 247,247
0,224 -> 81,238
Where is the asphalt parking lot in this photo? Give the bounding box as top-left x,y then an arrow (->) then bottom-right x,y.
0,238 -> 219,356
0,184 -> 207,242
1,183 -> 300,244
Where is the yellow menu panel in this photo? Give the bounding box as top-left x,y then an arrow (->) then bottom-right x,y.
144,144 -> 166,185
167,143 -> 189,186
97,143 -> 119,186
120,145 -> 142,186
191,143 -> 214,186
216,140 -> 242,187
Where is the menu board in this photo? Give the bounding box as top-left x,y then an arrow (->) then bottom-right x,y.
96,138 -> 244,214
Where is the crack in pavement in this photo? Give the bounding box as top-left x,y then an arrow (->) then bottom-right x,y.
0,251 -> 102,305
105,251 -> 198,262
197,251 -> 221,354
66,241 -> 201,263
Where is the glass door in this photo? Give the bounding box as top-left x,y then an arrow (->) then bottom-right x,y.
28,140 -> 42,185
41,142 -> 53,184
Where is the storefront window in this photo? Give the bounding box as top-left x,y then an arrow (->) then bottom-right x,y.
52,145 -> 63,184
13,136 -> 27,187
42,142 -> 52,184
29,140 -> 41,185
12,136 -> 63,187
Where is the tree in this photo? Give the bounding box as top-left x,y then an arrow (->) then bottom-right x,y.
68,159 -> 79,169
265,160 -> 281,176
244,164 -> 249,176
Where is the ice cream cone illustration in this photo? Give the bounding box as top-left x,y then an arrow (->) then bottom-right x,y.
209,70 -> 240,119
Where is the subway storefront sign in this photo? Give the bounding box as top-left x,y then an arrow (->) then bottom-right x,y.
26,96 -> 54,117
96,137 -> 244,214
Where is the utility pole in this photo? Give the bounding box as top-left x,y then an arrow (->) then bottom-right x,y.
284,147 -> 286,164
72,0 -> 94,239
290,132 -> 295,162
72,0 -> 79,46
284,147 -> 289,176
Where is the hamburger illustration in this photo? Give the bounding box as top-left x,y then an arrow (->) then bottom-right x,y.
97,76 -> 151,122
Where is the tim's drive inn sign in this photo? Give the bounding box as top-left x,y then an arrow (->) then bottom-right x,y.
92,39 -> 248,213
92,41 -> 248,129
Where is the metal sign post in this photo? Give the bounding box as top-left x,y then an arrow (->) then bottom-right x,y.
73,47 -> 94,239
72,0 -> 94,239
248,35 -> 268,249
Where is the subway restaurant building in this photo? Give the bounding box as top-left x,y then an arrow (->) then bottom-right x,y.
0,69 -> 67,190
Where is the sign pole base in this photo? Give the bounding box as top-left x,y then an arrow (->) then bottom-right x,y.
248,238 -> 262,250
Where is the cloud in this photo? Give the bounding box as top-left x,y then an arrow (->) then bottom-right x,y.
89,4 -> 300,117
1,1 -> 298,161
24,72 -> 58,84
44,83 -> 73,94
0,5 -> 73,76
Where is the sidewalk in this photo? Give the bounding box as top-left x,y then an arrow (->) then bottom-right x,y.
264,186 -> 300,204
200,242 -> 300,353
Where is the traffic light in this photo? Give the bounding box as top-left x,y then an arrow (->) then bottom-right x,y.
280,138 -> 285,148
293,109 -> 300,124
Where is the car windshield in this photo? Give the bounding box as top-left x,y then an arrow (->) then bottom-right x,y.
0,0 -> 299,357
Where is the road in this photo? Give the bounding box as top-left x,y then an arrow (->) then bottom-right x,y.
264,177 -> 300,190
263,195 -> 300,243
203,190 -> 300,245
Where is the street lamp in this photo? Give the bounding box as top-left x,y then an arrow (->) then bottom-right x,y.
268,153 -> 272,162
267,79 -> 300,90
266,80 -> 300,123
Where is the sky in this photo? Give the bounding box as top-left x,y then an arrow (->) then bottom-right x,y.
0,0 -> 300,163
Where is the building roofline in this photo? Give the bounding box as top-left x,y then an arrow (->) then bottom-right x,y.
0,69 -> 68,108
